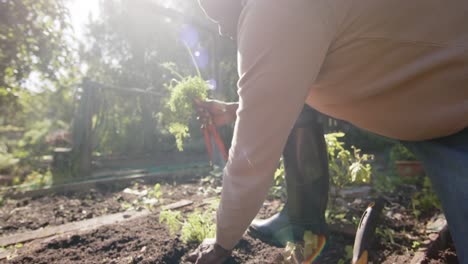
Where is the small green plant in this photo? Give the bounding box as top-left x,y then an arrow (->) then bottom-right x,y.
373,172 -> 402,194
159,209 -> 183,236
325,132 -> 373,190
412,241 -> 421,250
337,245 -> 354,264
376,227 -> 395,245
269,159 -> 287,200
18,169 -> 53,190
0,150 -> 19,172
390,144 -> 417,162
159,209 -> 216,244
180,210 -> 216,243
411,177 -> 441,218
148,183 -> 162,200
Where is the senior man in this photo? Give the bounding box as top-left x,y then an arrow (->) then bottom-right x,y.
189,0 -> 468,263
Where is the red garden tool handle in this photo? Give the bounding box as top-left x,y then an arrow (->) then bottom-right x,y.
208,124 -> 228,162
203,126 -> 214,162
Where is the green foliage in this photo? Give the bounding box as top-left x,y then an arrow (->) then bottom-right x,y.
373,172 -> 402,194
411,176 -> 441,218
376,227 -> 395,245
412,241 -> 421,250
0,0 -> 78,179
325,132 -> 373,189
16,120 -> 67,157
0,0 -> 76,125
337,245 -> 354,264
0,143 -> 19,172
390,144 -> 417,162
163,75 -> 208,151
180,210 -> 216,243
159,209 -> 183,236
18,169 -> 53,191
159,208 -> 216,244
270,159 -> 286,200
148,183 -> 162,200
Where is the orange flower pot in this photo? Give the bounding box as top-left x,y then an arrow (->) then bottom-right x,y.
395,161 -> 425,177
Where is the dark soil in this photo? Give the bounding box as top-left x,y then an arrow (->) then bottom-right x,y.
5,210 -> 348,264
0,190 -> 123,236
1,178 -> 460,263
0,182 -> 204,236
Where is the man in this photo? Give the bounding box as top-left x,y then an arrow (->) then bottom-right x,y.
190,0 -> 468,263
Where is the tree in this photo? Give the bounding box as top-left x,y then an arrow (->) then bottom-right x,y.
0,0 -> 75,126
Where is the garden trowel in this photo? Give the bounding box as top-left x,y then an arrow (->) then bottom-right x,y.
351,199 -> 384,264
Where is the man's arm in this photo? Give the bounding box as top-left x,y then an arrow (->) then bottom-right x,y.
215,0 -> 338,250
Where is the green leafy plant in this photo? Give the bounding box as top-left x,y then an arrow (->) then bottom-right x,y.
159,209 -> 183,236
390,144 -> 417,162
163,75 -> 208,151
18,169 -> 53,191
376,227 -> 395,245
337,245 -> 354,264
325,132 -> 373,190
148,183 -> 162,200
0,149 -> 19,172
270,159 -> 287,200
161,46 -> 210,152
159,209 -> 216,244
180,210 -> 216,243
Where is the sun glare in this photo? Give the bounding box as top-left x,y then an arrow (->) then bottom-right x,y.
68,0 -> 99,37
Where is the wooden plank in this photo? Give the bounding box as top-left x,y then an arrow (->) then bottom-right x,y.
162,199 -> 193,210
91,169 -> 147,178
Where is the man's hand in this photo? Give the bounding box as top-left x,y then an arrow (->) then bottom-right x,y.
194,99 -> 238,127
186,238 -> 232,264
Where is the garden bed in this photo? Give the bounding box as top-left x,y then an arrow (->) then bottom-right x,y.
1,176 -> 459,263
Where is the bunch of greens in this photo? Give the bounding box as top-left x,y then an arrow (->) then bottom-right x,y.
161,53 -> 209,151
164,76 -> 208,151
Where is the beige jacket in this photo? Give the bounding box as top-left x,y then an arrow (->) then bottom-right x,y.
216,0 -> 468,249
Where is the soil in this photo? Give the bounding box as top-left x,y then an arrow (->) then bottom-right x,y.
1,177 -> 459,264
0,190 -> 122,236
0,182 -> 204,236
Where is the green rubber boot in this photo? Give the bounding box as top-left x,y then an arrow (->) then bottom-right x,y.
248,106 -> 329,246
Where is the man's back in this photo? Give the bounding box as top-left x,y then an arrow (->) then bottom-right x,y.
309,0 -> 468,140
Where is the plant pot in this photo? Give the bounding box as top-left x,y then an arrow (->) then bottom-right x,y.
395,161 -> 425,177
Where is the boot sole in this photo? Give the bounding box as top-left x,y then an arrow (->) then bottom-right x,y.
247,226 -> 285,247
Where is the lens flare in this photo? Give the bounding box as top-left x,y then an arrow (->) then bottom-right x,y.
180,24 -> 199,48
303,235 -> 327,264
